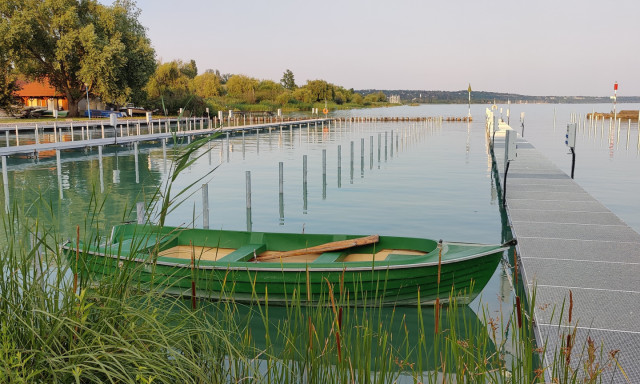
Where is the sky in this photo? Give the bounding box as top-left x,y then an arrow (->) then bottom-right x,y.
119,0 -> 640,97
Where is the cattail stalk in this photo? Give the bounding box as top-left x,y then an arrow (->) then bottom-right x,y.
568,290 -> 573,324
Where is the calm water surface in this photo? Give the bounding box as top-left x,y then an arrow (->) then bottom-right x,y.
3,102 -> 638,373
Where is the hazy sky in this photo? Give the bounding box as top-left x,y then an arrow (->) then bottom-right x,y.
124,0 -> 639,96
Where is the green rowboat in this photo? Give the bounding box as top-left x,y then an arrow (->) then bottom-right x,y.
63,224 -> 510,306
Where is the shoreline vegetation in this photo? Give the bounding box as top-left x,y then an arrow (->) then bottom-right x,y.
0,135 -> 626,382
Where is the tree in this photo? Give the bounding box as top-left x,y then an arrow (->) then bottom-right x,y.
205,69 -> 231,85
191,72 -> 222,98
145,60 -> 191,114
0,48 -> 20,114
145,61 -> 190,98
302,80 -> 335,102
0,0 -> 156,117
351,93 -> 363,104
292,87 -> 312,104
364,91 -> 387,103
255,80 -> 282,102
180,59 -> 198,79
225,75 -> 258,103
280,69 -> 296,91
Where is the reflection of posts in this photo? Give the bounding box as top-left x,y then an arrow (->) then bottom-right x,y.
566,123 -> 577,179
503,129 -> 517,206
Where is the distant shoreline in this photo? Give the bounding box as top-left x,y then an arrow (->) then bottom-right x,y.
356,89 -> 640,104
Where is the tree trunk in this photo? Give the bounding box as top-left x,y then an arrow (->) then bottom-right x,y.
66,91 -> 82,117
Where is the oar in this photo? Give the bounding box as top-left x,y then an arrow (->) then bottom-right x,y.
257,235 -> 379,261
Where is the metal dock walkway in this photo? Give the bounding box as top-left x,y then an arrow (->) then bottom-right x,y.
0,118 -> 332,156
489,116 -> 640,382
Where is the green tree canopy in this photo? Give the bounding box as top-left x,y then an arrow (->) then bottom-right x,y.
364,91 -> 387,103
145,61 -> 190,99
225,74 -> 258,103
302,80 -> 335,102
280,69 -> 296,91
191,72 -> 223,99
0,48 -> 19,114
0,0 -> 156,117
255,79 -> 282,103
180,59 -> 198,79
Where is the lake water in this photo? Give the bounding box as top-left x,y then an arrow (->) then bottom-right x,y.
2,102 -> 638,373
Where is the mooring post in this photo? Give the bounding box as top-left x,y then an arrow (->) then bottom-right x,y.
390,130 -> 394,157
53,122 -> 57,143
15,125 -> 19,146
202,183 -> 209,229
35,124 -> 39,145
4,131 -> 8,147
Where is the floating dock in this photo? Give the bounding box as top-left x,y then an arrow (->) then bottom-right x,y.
488,112 -> 640,383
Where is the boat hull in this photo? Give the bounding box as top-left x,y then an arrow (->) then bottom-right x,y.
64,224 -> 507,306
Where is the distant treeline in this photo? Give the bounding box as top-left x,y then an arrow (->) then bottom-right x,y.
356,89 -> 640,104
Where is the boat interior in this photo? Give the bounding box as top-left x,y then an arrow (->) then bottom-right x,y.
158,245 -> 427,263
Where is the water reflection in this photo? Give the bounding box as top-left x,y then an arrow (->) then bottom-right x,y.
181,299 -> 497,381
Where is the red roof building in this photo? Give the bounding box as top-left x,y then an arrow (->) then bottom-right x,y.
15,77 -> 68,111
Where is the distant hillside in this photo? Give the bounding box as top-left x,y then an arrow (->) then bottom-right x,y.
356,89 -> 640,104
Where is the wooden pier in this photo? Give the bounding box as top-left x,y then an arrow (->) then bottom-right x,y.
487,111 -> 640,383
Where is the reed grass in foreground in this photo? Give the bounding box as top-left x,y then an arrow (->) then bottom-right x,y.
1,211 -> 629,383
0,136 -> 628,383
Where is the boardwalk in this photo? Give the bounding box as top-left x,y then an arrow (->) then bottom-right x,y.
0,118 -> 332,157
489,116 -> 640,383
